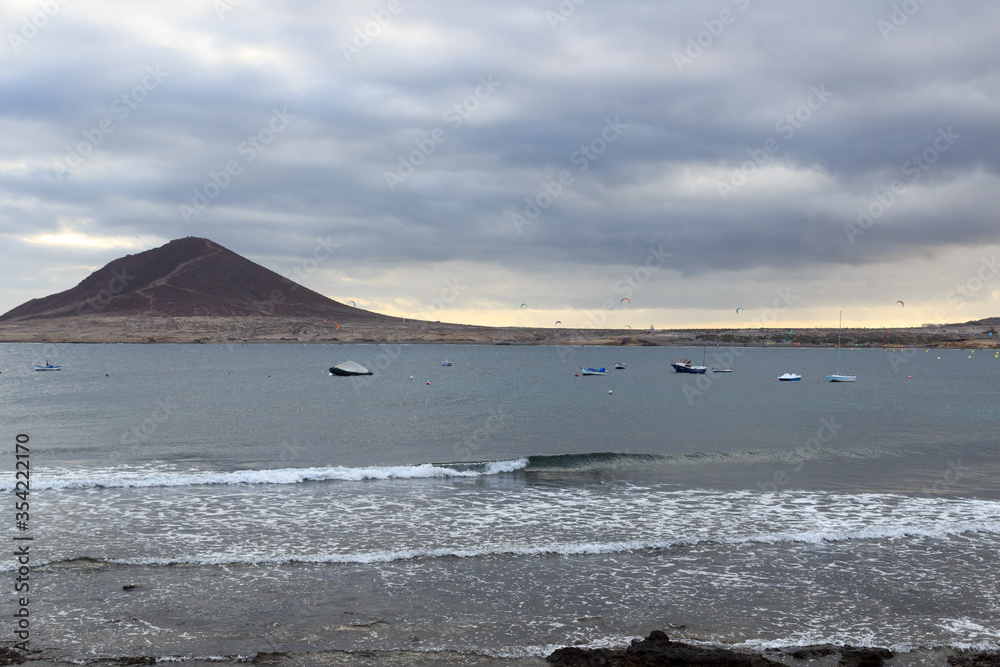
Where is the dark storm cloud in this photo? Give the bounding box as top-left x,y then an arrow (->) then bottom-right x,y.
1,0 -> 998,316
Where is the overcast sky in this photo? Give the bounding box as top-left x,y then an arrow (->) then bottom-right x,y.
2,0 -> 998,329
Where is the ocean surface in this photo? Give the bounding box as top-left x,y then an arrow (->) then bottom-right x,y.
1,342 -> 999,665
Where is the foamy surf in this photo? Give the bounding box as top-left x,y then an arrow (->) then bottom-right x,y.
1,458 -> 531,491
12,520 -> 999,572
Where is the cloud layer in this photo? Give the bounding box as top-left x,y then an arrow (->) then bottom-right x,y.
2,0 -> 998,327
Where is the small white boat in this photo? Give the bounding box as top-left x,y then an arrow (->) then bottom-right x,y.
580,367 -> 607,375
776,373 -> 801,381
827,312 -> 856,382
711,368 -> 733,373
614,363 -> 626,369
329,361 -> 373,376
441,361 -> 453,366
34,362 -> 61,371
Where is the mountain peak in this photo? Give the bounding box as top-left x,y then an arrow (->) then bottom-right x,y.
0,237 -> 376,321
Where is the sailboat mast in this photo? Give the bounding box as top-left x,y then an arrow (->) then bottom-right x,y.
837,311 -> 842,374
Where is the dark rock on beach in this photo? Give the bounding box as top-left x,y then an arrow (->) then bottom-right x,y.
783,644 -> 839,660
110,658 -> 155,665
0,647 -> 25,665
547,630 -> 783,666
949,651 -> 1000,666
776,644 -> 893,666
547,632 -> 910,667
837,646 -> 894,667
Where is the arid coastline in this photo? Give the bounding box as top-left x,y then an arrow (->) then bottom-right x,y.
0,314 -> 995,348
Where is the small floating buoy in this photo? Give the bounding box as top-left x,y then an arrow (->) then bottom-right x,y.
410,376 -> 414,379
426,381 -> 430,385
608,390 -> 612,394
908,376 -> 912,379
574,373 -> 579,377
105,373 -> 109,376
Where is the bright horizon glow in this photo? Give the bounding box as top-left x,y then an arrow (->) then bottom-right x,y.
354,303 -> 991,331
19,232 -> 167,250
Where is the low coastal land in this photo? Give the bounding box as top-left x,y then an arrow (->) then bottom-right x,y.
0,314 -> 996,348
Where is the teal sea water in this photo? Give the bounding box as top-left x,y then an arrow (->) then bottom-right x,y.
1,342 -> 998,664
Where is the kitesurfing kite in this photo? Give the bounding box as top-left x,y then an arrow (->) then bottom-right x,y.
896,300 -> 904,307
554,320 -> 562,326
620,297 -> 630,305
348,301 -> 356,307
735,307 -> 743,314
520,303 -> 527,309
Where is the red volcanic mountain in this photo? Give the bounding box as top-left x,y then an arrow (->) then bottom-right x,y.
0,237 -> 379,322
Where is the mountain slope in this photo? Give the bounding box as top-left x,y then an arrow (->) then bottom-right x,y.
0,237 -> 379,321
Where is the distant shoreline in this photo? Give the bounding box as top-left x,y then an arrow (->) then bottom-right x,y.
0,314 -> 996,349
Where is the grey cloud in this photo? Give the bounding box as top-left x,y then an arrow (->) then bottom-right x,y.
1,0 -> 999,317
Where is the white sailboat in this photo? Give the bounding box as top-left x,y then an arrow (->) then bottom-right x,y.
827,312 -> 856,382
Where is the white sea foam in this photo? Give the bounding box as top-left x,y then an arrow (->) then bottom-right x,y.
8,519 -> 992,572
0,459 -> 531,491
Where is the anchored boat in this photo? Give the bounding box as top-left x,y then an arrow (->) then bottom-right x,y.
329,361 -> 373,376
827,312 -> 856,382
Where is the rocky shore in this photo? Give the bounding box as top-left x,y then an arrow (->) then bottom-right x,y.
546,631 -> 1000,667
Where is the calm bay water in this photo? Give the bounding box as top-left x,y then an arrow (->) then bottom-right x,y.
1,342 -> 998,664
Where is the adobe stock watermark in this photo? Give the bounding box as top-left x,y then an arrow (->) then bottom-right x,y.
888,254 -> 1000,374
350,344 -> 405,393
557,245 -> 672,362
546,0 -> 586,31
454,406 -> 510,460
716,84 -> 833,201
53,66 -> 168,181
418,276 -> 465,321
285,235 -> 338,285
6,0 -> 71,52
940,254 -> 1000,316
74,267 -> 135,315
384,75 -> 501,191
213,0 -> 244,20
111,397 -> 179,462
757,416 -> 843,492
508,116 -> 628,235
923,459 -> 970,494
179,107 -> 295,223
341,0 -> 404,62
844,126 -> 959,244
878,0 -> 931,40
673,0 -> 750,72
